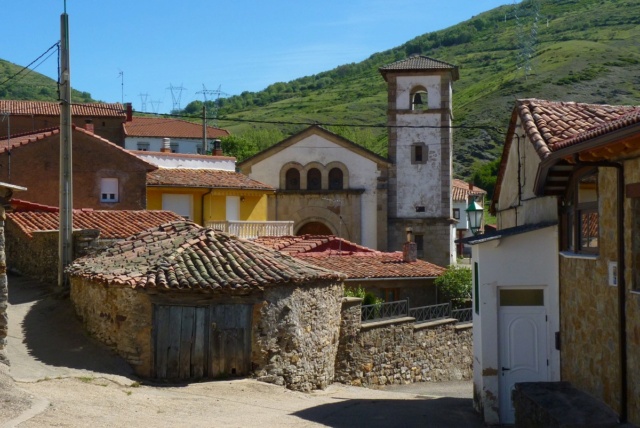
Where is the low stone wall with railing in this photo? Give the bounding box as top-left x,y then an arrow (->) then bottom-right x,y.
335,297 -> 473,387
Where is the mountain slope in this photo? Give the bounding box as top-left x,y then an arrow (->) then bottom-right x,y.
201,0 -> 640,177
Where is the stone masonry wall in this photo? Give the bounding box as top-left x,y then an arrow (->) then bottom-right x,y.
70,277 -> 153,376
335,298 -> 472,387
0,213 -> 8,365
253,281 -> 344,391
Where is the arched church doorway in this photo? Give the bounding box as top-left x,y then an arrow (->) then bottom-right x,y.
296,221 -> 332,236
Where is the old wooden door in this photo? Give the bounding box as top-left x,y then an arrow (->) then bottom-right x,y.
154,304 -> 252,380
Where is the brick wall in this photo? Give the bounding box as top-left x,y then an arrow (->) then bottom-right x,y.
335,297 -> 472,387
3,116 -> 125,146
0,131 -> 148,210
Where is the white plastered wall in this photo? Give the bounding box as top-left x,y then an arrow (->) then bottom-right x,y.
125,136 -> 205,154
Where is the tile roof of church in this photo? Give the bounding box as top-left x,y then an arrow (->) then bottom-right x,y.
379,55 -> 459,80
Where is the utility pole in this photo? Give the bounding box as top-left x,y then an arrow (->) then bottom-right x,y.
58,3 -> 73,287
196,85 -> 216,154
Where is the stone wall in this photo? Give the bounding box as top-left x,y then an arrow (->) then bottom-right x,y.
335,297 -> 472,387
70,277 -> 153,375
0,214 -> 8,365
254,281 -> 344,391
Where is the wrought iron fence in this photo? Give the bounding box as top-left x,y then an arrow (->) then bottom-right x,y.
361,299 -> 409,321
409,302 -> 451,323
452,308 -> 472,323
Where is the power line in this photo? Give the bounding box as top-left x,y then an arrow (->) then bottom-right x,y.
0,41 -> 60,89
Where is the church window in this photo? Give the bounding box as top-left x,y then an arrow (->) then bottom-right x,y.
411,88 -> 428,110
307,168 -> 322,190
412,143 -> 427,164
329,168 -> 344,190
285,168 -> 300,190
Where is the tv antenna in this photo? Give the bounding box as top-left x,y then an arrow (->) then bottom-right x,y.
167,83 -> 187,111
117,70 -> 124,104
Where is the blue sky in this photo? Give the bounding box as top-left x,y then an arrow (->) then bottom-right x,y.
2,1 -> 513,113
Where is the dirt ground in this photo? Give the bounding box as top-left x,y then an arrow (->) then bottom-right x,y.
1,275 -> 482,428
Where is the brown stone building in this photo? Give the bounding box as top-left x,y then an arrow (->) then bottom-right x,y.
0,100 -> 129,145
0,125 -> 156,209
67,221 -> 345,389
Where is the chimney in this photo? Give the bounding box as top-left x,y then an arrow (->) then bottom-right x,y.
84,119 -> 94,133
469,181 -> 474,191
402,227 -> 417,262
212,139 -> 223,156
161,138 -> 172,153
125,103 -> 133,122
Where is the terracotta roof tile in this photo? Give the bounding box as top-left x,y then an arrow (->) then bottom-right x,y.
147,168 -> 274,190
452,179 -> 486,202
379,55 -> 459,80
124,116 -> 229,139
0,100 -> 126,117
67,221 -> 344,292
8,209 -> 184,239
254,235 -> 445,279
516,99 -> 640,159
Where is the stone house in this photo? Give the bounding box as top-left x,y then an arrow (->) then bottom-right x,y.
462,99 -> 640,425
254,234 -> 445,307
238,125 -> 390,250
0,100 -> 129,145
135,149 -> 276,230
5,204 -> 183,284
0,125 -> 156,210
66,221 -> 345,390
123,116 -> 229,154
241,55 -> 460,268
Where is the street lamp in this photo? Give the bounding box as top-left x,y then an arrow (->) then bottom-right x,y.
466,199 -> 484,235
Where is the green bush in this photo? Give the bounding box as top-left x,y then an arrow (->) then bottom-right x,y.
435,265 -> 472,308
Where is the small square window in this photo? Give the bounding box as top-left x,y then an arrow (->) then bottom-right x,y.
415,234 -> 424,258
453,208 -> 460,219
137,142 -> 150,151
416,206 -> 425,213
100,178 -> 119,203
170,143 -> 179,153
411,144 -> 427,165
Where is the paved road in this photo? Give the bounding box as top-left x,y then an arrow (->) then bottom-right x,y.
2,274 -> 484,427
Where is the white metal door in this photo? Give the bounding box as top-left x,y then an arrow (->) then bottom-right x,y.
162,194 -> 193,220
226,196 -> 240,221
499,305 -> 548,424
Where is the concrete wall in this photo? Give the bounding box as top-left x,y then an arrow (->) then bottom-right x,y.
335,298 -> 472,387
0,131 -> 148,210
125,137 -> 208,155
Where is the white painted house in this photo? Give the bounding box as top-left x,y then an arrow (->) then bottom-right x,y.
124,116 -> 229,154
238,125 -> 390,250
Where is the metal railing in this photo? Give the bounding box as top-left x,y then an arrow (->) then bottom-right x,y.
205,220 -> 294,239
452,308 -> 472,323
409,302 -> 451,323
361,299 -> 409,321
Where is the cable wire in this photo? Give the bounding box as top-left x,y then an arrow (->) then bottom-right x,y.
0,41 -> 60,89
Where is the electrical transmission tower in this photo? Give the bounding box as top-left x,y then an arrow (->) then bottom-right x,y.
167,83 -> 187,111
138,93 -> 149,112
149,100 -> 163,114
514,0 -> 540,80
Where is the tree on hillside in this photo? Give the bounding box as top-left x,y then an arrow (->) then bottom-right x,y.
469,157 -> 500,201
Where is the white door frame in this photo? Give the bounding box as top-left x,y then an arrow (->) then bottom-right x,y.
498,287 -> 549,424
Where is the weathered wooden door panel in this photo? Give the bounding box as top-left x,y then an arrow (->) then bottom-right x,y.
155,304 -> 251,381
209,304 -> 251,378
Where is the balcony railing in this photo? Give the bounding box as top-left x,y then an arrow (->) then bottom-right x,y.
205,220 -> 294,239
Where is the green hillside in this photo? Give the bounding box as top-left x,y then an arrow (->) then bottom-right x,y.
0,59 -> 94,103
184,0 -> 640,177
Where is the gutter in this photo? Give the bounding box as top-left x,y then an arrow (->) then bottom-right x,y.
345,276 -> 438,282
201,188 -> 213,225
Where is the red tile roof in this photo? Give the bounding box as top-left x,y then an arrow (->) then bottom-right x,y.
8,209 -> 184,239
516,99 -> 640,160
452,179 -> 486,202
0,100 -> 126,117
147,168 -> 274,190
379,55 -> 459,80
0,126 -> 158,171
124,116 -> 229,139
67,221 -> 344,292
254,235 -> 445,279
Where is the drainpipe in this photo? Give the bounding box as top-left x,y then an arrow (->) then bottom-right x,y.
201,188 -> 213,226
575,160 -> 626,422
